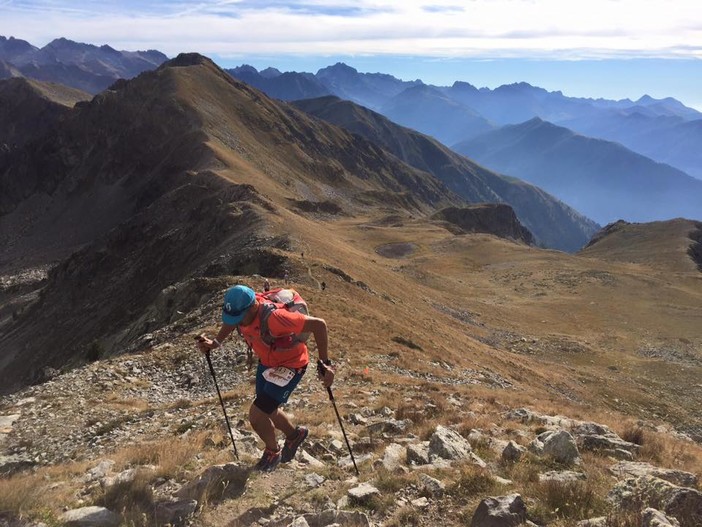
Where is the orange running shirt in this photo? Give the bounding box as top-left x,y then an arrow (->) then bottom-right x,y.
239,306 -> 309,369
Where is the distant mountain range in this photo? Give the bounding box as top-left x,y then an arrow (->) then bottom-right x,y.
453,118 -> 702,225
229,62 -> 702,223
0,35 -> 167,93
3,35 -> 701,236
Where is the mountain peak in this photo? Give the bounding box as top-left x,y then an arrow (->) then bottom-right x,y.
451,80 -> 478,92
161,52 -> 216,69
259,67 -> 282,79
317,62 -> 358,76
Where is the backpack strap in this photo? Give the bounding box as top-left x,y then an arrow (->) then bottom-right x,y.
258,301 -> 277,347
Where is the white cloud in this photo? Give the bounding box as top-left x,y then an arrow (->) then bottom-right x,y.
1,0 -> 701,59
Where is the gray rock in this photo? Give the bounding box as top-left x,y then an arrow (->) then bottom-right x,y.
59,506 -> 121,527
347,482 -> 380,504
153,499 -> 198,527
305,473 -> 326,488
576,431 -> 640,458
347,413 -> 367,425
0,453 -> 36,475
469,452 -> 488,468
288,517 -> 311,527
576,518 -> 607,527
176,462 -> 248,504
529,429 -> 581,466
419,473 -> 445,497
407,442 -> 430,465
642,508 -> 681,527
272,510 -> 370,527
429,425 -> 472,461
367,418 -> 410,436
538,470 -> 587,483
470,494 -> 527,527
299,450 -> 325,468
411,496 -> 430,509
501,440 -> 526,463
608,476 -> 702,527
504,408 -> 539,423
610,461 -> 698,488
83,460 -> 115,483
381,443 -> 406,472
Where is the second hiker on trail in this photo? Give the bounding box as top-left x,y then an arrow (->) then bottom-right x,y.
196,285 -> 334,472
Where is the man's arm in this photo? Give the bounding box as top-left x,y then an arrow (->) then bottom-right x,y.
302,316 -> 328,361
302,316 -> 334,387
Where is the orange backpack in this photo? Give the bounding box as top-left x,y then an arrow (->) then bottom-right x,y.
257,288 -> 310,349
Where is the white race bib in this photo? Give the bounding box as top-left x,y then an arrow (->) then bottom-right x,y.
262,366 -> 296,387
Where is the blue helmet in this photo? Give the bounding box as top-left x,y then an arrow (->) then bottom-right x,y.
222,285 -> 255,325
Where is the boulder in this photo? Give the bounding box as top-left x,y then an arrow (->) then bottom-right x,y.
348,482 -> 380,505
529,429 -> 581,465
608,476 -> 702,527
381,443 -> 406,472
470,494 -> 527,527
419,473 -> 445,498
407,442 -> 430,466
153,499 -> 198,527
59,506 -> 121,527
610,461 -> 698,488
642,508 -> 681,527
429,425 -> 472,461
501,441 -> 526,463
538,470 -> 587,484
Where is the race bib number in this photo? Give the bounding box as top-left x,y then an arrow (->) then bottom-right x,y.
263,366 -> 296,387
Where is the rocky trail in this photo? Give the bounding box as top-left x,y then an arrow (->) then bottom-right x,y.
1,327 -> 701,527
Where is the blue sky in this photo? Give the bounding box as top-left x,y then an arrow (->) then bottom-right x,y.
2,0 -> 701,109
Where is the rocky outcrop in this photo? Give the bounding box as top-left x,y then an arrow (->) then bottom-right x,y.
432,204 -> 535,245
470,494 -> 527,527
608,476 -> 702,527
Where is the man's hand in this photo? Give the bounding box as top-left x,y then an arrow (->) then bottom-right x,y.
194,334 -> 219,353
317,360 -> 335,388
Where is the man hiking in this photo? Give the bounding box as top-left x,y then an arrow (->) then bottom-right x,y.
197,285 -> 334,471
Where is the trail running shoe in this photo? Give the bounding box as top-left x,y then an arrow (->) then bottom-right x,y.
254,447 -> 281,472
281,426 -> 308,463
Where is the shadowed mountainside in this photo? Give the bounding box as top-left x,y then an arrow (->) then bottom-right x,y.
432,204 -> 535,245
0,53 -> 461,393
292,96 -> 599,251
0,77 -> 90,149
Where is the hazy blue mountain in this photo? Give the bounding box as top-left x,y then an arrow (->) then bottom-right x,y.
380,84 -> 495,146
0,36 -> 168,93
453,118 -> 702,225
558,110 -> 702,179
293,96 -> 599,251
227,64 -> 330,101
315,62 -> 421,110
0,36 -> 38,64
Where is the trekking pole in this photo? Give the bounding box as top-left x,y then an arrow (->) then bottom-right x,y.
326,386 -> 359,475
203,350 -> 239,460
